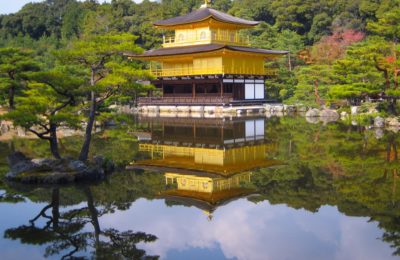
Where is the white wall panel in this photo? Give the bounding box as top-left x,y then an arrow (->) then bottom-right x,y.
255,84 -> 264,99
245,83 -> 255,99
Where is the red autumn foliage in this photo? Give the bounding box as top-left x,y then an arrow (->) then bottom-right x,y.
386,56 -> 396,63
307,29 -> 365,64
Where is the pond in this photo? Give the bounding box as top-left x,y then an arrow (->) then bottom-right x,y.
0,115 -> 399,260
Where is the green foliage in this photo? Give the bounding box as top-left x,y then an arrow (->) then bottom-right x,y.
329,37 -> 390,99
58,33 -> 151,101
287,64 -> 334,106
4,66 -> 83,130
368,5 -> 400,41
0,47 -> 40,108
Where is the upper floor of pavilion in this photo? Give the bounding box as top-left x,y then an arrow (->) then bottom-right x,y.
154,2 -> 259,48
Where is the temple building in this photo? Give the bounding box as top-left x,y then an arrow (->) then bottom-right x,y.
127,1 -> 288,115
129,116 -> 280,218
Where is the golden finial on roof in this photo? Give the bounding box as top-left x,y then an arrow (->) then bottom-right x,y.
200,0 -> 212,8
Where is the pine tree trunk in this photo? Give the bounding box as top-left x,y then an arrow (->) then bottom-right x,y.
314,80 -> 321,106
79,90 -> 96,161
49,122 -> 61,159
84,186 -> 100,246
51,188 -> 60,229
8,85 -> 15,109
384,70 -> 390,90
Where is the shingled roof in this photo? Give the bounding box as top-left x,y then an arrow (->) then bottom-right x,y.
126,44 -> 288,58
154,7 -> 260,27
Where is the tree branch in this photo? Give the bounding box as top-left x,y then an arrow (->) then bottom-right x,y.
41,80 -> 73,98
96,86 -> 120,105
51,97 -> 75,115
28,128 -> 51,140
38,123 -> 50,131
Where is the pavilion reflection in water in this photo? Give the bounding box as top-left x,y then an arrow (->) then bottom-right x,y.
131,116 -> 280,218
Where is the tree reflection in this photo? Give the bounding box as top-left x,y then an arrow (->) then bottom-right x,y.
4,186 -> 158,259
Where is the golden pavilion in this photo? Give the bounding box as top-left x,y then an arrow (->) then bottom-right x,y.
129,116 -> 281,218
127,1 -> 288,113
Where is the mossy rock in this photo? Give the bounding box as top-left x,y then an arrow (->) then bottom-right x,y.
5,153 -> 111,184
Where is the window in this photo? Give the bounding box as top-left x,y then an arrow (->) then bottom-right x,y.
255,84 -> 264,99
175,85 -> 192,94
177,33 -> 185,42
211,31 -> 217,40
196,84 -> 219,94
245,83 -> 255,99
230,32 -> 235,42
224,84 -> 233,93
164,85 -> 173,94
200,31 -> 207,40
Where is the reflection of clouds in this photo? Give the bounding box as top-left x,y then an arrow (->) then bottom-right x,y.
334,216 -> 392,260
100,199 -> 395,260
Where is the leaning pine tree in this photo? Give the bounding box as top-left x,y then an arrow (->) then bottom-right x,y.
59,33 -> 151,162
4,66 -> 84,159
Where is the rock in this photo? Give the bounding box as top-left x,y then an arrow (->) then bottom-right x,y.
368,108 -> 378,114
267,104 -> 284,113
388,127 -> 400,133
319,109 -> 339,120
284,105 -> 296,112
374,116 -> 385,128
305,116 -> 319,124
375,128 -> 384,139
351,106 -> 359,115
5,152 -> 110,184
7,152 -> 30,167
0,122 -> 10,134
297,106 -> 307,112
387,117 -> 400,127
93,156 -> 115,174
68,160 -> 88,172
6,161 -> 37,179
305,108 -> 320,117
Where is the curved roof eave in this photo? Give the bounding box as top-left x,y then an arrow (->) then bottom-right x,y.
125,44 -> 289,59
153,7 -> 260,28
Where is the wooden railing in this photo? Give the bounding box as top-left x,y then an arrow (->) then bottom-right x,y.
151,67 -> 224,77
138,96 -> 233,105
163,30 -> 250,48
150,67 -> 278,77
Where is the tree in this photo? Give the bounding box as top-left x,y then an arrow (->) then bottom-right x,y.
4,186 -> 159,259
0,48 -> 40,109
309,28 -> 365,65
329,38 -> 392,104
287,65 -> 334,107
368,7 -> 400,89
58,33 -> 151,161
3,66 -> 84,159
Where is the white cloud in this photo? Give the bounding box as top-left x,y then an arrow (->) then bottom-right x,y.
99,198 -> 396,260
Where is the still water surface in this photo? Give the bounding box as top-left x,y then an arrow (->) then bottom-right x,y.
0,115 -> 399,260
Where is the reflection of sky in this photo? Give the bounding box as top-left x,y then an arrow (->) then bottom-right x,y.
100,198 -> 395,260
0,199 -> 89,260
0,201 -> 52,260
0,196 -> 396,260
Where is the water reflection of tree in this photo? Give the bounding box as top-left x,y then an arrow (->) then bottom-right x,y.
255,117 -> 400,255
4,186 -> 158,259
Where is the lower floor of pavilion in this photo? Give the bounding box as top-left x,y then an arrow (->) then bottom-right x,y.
138,76 -> 268,106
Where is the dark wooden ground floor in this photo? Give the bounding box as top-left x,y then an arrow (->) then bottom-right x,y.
139,76 -> 268,106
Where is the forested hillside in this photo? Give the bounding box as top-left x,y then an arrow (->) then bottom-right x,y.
0,0 -> 400,108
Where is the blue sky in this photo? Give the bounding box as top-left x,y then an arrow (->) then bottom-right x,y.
0,0 -> 145,15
